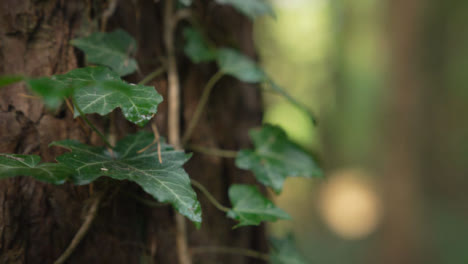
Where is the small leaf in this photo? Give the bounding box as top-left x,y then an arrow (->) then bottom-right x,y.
51,132 -> 202,224
217,48 -> 266,83
215,0 -> 275,19
0,75 -> 24,88
236,124 -> 322,193
270,235 -> 308,264
183,27 -> 217,63
71,29 -> 138,76
0,154 -> 71,184
227,184 -> 290,227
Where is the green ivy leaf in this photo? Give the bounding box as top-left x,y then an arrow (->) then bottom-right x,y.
50,132 -> 202,224
227,184 -> 290,227
215,0 -> 275,19
0,75 -> 24,88
270,235 -> 308,264
217,48 -> 266,83
25,66 -> 161,126
71,29 -> 138,76
72,67 -> 162,126
236,124 -> 322,193
0,154 -> 71,184
183,27 -> 217,63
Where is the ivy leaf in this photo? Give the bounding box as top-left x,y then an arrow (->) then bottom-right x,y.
183,27 -> 217,63
215,0 -> 275,20
217,48 -> 266,83
0,75 -> 24,88
236,124 -> 322,193
71,29 -> 138,76
72,67 -> 162,126
25,66 -> 161,126
50,132 -> 202,224
227,184 -> 290,228
270,235 -> 308,264
0,154 -> 71,184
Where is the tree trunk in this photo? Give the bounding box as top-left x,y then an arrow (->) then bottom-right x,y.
0,0 -> 265,263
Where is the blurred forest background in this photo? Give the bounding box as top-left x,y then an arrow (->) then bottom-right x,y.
255,0 -> 468,263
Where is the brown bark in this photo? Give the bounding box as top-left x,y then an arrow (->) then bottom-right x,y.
0,0 -> 264,263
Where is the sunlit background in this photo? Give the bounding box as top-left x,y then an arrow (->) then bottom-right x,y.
254,0 -> 468,263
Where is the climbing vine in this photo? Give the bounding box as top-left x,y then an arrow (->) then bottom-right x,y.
0,0 -> 321,263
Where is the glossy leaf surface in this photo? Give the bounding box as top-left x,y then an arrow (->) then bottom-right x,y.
0,154 -> 71,184
51,132 -> 202,223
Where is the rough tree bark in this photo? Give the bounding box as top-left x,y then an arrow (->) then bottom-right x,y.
0,0 -> 265,263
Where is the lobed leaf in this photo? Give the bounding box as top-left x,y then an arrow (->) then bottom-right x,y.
0,154 -> 71,184
270,235 -> 308,264
236,124 -> 322,193
216,48 -> 266,83
50,132 -> 202,224
183,27 -> 217,63
215,0 -> 275,19
71,29 -> 138,76
227,184 -> 290,227
25,66 -> 162,126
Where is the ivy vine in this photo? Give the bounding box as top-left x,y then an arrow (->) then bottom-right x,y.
0,0 -> 321,263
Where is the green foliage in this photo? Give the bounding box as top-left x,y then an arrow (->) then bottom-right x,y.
0,75 -> 24,88
0,7 -> 323,259
25,66 -> 128,108
183,27 -> 217,63
182,31 -> 317,124
0,154 -> 71,184
25,66 -> 162,126
270,235 -> 308,264
217,48 -> 266,82
227,184 -> 290,227
71,29 -> 138,76
50,132 -> 202,223
72,67 -> 162,126
236,124 -> 322,193
215,0 -> 275,19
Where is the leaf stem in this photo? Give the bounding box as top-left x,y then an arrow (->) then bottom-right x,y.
188,145 -> 238,158
263,81 -> 318,125
64,98 -> 89,135
182,71 -> 224,145
190,246 -> 269,262
54,192 -> 104,264
164,0 -> 191,263
71,97 -> 113,149
138,65 -> 166,85
190,179 -> 230,213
